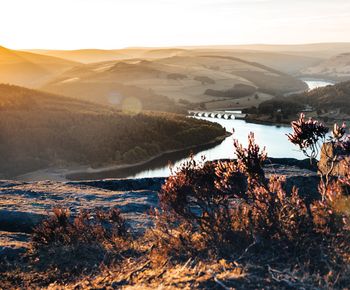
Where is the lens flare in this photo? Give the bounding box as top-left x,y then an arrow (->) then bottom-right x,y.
121,97 -> 142,115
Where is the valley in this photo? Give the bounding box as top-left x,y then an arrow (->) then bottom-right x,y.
0,84 -> 226,179
0,0 -> 350,286
0,44 -> 349,181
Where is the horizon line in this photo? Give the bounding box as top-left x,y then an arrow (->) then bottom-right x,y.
5,41 -> 349,52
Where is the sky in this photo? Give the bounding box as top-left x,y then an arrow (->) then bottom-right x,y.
1,0 -> 350,49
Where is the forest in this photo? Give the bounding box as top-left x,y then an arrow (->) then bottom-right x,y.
293,80 -> 350,114
0,84 -> 226,178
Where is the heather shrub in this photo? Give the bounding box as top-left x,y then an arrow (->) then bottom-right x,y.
155,157 -> 246,258
32,207 -> 128,247
31,207 -> 130,273
150,130 -> 349,288
152,150 -> 249,259
287,114 -> 349,166
288,113 -> 349,195
154,135 -> 304,257
287,113 -> 329,159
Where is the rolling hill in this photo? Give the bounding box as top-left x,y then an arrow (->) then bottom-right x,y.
301,53 -> 350,81
292,80 -> 350,116
25,48 -> 190,63
41,54 -> 307,110
0,46 -> 79,87
25,46 -> 323,74
25,48 -> 147,63
0,84 -> 226,178
243,80 -> 350,125
190,50 -> 322,75
200,43 -> 350,59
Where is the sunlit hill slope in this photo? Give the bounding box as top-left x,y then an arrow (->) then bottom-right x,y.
0,46 -> 79,87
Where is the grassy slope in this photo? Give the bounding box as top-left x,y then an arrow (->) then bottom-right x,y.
293,80 -> 350,114
0,46 -> 80,87
24,48 -> 149,63
41,54 -> 307,111
301,53 -> 350,81
0,84 -> 226,178
245,81 -> 350,124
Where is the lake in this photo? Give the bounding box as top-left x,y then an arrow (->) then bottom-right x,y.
301,78 -> 334,90
69,79 -> 332,180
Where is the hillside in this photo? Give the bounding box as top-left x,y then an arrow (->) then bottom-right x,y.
25,48 -> 191,63
293,80 -> 350,116
24,48 -> 189,63
0,84 -> 226,178
301,53 -> 350,81
206,43 -> 350,58
194,50 -> 321,75
0,46 -> 79,87
24,43 -> 350,63
26,46 -> 324,74
25,48 -> 148,63
246,80 -> 350,124
41,54 -> 307,110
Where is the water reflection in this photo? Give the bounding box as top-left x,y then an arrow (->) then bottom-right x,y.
129,118 -> 306,178
301,79 -> 334,90
69,118 -> 305,180
68,79 -> 333,180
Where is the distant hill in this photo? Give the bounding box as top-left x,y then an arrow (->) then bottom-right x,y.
185,43 -> 350,58
41,54 -> 307,110
292,80 -> 350,116
0,46 -> 79,87
0,84 -> 225,178
25,48 -> 189,63
244,81 -> 350,125
301,53 -> 350,81
191,50 -> 322,75
24,48 -> 147,63
25,47 -> 324,74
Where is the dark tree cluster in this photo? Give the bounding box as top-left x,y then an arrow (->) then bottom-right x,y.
0,84 -> 225,177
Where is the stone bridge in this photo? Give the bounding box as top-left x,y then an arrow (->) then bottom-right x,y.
188,110 -> 246,120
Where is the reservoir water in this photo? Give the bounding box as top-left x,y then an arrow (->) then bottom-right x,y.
69,79 -> 333,180
301,79 -> 334,90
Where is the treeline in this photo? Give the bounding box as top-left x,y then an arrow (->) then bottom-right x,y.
292,80 -> 350,114
0,84 -> 226,178
205,84 -> 256,98
244,80 -> 350,122
244,98 -> 303,122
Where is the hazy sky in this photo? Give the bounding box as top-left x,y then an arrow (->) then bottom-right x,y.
1,0 -> 350,49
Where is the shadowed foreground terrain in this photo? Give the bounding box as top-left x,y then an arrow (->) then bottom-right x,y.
1,154 -> 348,289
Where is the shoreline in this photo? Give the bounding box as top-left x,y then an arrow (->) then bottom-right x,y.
245,113 -> 348,128
245,116 -> 290,127
15,133 -> 230,182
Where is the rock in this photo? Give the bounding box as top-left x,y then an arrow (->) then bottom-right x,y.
264,163 -> 320,202
318,143 -> 350,176
267,157 -> 318,172
68,177 -> 166,192
0,210 -> 46,233
0,231 -> 30,260
0,179 -> 161,234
